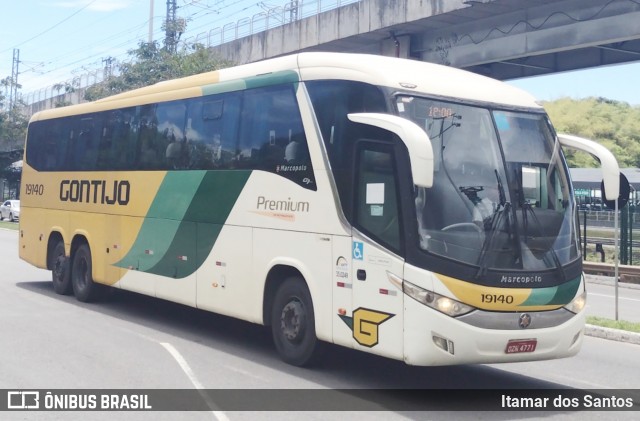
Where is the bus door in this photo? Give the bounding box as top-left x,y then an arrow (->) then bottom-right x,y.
349,141 -> 405,360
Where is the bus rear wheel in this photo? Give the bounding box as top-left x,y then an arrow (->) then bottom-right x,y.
50,241 -> 72,295
71,244 -> 106,302
271,278 -> 320,366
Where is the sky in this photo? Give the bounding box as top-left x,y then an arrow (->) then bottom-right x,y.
0,0 -> 292,99
1,0 -> 639,106
508,63 -> 640,106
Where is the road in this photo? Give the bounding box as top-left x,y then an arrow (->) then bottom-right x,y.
584,277 -> 640,323
0,227 -> 639,420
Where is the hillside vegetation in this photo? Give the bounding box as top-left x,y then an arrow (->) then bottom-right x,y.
544,97 -> 640,168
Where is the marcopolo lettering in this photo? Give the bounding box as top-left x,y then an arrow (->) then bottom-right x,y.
500,275 -> 542,284
60,179 -> 130,205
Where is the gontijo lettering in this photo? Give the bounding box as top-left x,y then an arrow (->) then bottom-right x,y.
60,179 -> 130,205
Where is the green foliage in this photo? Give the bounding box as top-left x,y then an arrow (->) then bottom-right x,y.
0,104 -> 28,153
587,316 -> 640,333
0,221 -> 19,230
84,42 -> 233,101
544,97 -> 640,168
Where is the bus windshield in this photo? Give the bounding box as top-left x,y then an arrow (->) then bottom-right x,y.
397,96 -> 579,274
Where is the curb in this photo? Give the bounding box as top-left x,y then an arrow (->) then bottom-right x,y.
585,324 -> 640,345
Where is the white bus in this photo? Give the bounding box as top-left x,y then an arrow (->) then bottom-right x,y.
20,52 -> 620,366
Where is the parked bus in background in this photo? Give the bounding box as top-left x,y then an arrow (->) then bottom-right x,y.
19,53 -> 620,366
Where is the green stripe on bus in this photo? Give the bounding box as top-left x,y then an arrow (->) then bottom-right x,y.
549,276 -> 581,305
116,170 -> 251,278
148,170 -> 251,277
201,70 -> 299,96
521,276 -> 581,306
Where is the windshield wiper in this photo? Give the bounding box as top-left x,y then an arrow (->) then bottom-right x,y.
475,170 -> 514,279
516,169 -> 567,282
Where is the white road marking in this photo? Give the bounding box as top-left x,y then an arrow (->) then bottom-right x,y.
161,342 -> 231,421
588,292 -> 640,303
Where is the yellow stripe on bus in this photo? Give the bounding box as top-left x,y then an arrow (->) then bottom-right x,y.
435,273 -> 562,312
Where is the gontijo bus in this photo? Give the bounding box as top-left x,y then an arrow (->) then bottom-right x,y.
20,53 -> 620,366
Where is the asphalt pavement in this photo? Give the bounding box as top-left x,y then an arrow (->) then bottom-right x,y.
584,274 -> 640,345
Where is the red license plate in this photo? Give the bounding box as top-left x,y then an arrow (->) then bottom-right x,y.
505,339 -> 537,354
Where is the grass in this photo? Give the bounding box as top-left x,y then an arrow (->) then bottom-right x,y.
0,221 -> 19,230
587,316 -> 640,333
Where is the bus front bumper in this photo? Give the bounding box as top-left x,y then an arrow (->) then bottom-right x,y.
403,297 -> 585,366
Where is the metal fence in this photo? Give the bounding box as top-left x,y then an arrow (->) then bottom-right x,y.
579,207 -> 639,265
581,209 -> 640,229
180,0 -> 360,49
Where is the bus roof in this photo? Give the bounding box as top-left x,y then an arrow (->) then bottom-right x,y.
30,52 -> 541,122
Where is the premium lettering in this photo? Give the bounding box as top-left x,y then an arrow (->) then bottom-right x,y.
60,179 -> 130,205
256,196 -> 309,212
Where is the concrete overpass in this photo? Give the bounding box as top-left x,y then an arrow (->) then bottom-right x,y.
210,0 -> 640,80
25,0 -> 640,113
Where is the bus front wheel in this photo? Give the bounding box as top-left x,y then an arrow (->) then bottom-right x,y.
271,278 -> 319,366
50,241 -> 72,295
71,244 -> 106,302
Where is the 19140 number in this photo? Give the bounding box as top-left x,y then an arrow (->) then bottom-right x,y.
481,294 -> 514,304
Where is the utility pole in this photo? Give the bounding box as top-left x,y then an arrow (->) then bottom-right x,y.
289,1 -> 299,23
165,0 -> 178,53
149,0 -> 155,43
9,49 -> 20,112
102,56 -> 115,80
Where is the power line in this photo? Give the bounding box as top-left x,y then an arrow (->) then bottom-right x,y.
0,0 -> 100,54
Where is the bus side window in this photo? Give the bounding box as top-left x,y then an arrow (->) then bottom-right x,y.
237,84 -> 314,189
66,115 -> 101,170
186,92 -> 240,170
156,100 -> 188,170
306,80 -> 388,219
136,105 -> 162,170
354,143 -> 401,252
104,108 -> 136,170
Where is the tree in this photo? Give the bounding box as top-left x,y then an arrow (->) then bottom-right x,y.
52,81 -> 79,108
0,101 -> 28,153
84,42 -> 233,101
544,97 -> 640,168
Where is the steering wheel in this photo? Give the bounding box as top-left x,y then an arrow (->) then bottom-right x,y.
441,222 -> 483,234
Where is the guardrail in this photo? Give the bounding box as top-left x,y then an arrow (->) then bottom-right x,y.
583,261 -> 640,278
588,237 -> 640,248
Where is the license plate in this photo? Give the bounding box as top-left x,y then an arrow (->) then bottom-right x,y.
505,339 -> 537,354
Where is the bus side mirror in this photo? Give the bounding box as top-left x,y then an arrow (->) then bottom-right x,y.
348,113 -> 434,188
557,133 -> 620,201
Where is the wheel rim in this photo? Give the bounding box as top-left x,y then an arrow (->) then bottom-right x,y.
280,299 -> 306,343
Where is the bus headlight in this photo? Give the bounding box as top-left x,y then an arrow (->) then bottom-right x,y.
563,290 -> 587,314
403,280 -> 475,317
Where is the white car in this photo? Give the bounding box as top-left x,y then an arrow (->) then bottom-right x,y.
0,200 -> 20,222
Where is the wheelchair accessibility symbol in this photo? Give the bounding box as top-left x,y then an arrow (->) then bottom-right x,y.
353,241 -> 363,260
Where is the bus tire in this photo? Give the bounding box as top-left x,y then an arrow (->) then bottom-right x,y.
71,244 -> 106,302
271,277 -> 320,367
50,241 -> 72,295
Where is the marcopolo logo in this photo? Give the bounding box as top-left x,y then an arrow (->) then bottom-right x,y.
59,179 -> 130,205
500,275 -> 542,284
